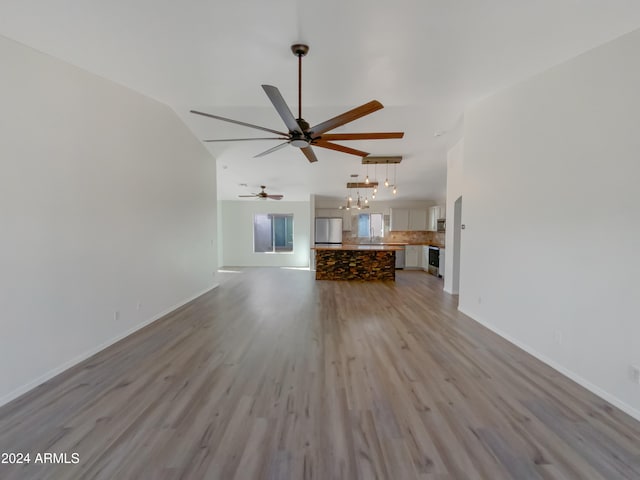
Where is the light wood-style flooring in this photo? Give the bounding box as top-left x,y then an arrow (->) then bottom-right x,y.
0,268 -> 639,479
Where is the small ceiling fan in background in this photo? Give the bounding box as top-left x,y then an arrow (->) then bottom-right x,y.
191,44 -> 404,163
238,185 -> 283,200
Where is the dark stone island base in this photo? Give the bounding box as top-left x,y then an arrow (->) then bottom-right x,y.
314,246 -> 397,281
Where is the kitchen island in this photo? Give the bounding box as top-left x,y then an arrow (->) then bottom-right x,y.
313,244 -> 404,281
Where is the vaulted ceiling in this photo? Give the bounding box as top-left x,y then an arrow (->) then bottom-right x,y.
2,1 -> 640,202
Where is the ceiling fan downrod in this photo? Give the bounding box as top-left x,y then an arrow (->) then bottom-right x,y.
291,44 -> 309,123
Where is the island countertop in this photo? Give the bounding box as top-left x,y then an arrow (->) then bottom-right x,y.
312,244 -> 405,251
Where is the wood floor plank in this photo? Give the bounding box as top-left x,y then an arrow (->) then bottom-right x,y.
0,267 -> 639,479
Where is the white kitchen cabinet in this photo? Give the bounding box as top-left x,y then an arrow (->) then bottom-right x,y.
428,206 -> 445,231
405,245 -> 422,269
391,208 -> 428,231
389,208 -> 409,231
422,247 -> 430,272
409,209 -> 428,231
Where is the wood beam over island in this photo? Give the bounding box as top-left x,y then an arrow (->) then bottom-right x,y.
313,245 -> 403,281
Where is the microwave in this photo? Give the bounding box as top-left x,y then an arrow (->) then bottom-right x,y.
436,218 -> 446,232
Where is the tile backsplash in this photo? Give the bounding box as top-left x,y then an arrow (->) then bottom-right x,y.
344,230 -> 445,246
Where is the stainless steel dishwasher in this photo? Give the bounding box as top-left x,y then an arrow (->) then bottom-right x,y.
395,247 -> 405,269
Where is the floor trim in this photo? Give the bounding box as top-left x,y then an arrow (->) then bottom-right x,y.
0,283 -> 219,409
458,306 -> 640,422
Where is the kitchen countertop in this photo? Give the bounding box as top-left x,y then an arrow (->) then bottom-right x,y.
312,244 -> 405,251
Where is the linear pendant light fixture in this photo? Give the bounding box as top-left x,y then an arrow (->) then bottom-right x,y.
361,156 -> 402,196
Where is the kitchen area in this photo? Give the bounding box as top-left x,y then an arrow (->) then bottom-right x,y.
313,203 -> 446,281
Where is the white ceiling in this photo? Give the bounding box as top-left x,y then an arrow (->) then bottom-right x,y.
2,1 -> 640,202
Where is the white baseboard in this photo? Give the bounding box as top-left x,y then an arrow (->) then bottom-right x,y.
0,283 -> 219,409
457,306 -> 640,422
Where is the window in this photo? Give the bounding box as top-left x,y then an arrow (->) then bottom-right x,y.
254,214 -> 294,253
357,213 -> 383,238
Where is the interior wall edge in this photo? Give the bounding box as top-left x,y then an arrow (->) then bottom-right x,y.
0,283 -> 219,410
458,306 -> 640,423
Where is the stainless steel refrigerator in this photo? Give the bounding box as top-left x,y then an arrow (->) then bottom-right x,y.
315,217 -> 343,244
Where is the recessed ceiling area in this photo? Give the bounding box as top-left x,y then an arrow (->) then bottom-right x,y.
2,1 -> 640,202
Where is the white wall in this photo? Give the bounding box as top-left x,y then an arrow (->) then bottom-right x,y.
0,36 -> 218,405
444,139 -> 464,294
220,201 -> 311,267
459,28 -> 640,418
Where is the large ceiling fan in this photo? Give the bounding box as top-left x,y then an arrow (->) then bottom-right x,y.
191,44 -> 404,163
238,185 -> 283,200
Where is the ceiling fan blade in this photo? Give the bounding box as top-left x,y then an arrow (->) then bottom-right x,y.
266,195 -> 284,200
204,137 -> 288,142
254,141 -> 290,158
320,132 -> 404,141
313,140 -> 369,157
238,195 -> 258,197
262,85 -> 303,134
301,146 -> 318,163
309,100 -> 383,137
190,110 -> 288,136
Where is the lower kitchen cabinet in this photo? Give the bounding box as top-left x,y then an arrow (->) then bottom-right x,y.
404,245 -> 422,269
422,247 -> 430,272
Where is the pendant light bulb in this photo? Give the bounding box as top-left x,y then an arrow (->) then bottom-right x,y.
365,175 -> 369,184
365,197 -> 369,205
372,193 -> 376,199
384,178 -> 389,188
373,186 -> 377,194
393,164 -> 398,195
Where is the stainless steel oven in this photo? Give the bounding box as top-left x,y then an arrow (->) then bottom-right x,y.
428,246 -> 440,276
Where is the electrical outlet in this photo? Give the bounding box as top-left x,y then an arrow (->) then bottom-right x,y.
630,365 -> 640,384
113,311 -> 120,321
136,301 -> 141,311
553,330 -> 563,345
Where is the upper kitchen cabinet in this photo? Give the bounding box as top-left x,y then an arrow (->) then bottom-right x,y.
389,208 -> 410,231
409,209 -> 427,231
390,208 -> 428,231
428,205 -> 446,231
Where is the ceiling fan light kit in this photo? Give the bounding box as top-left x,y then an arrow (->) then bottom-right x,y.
191,44 -> 404,163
